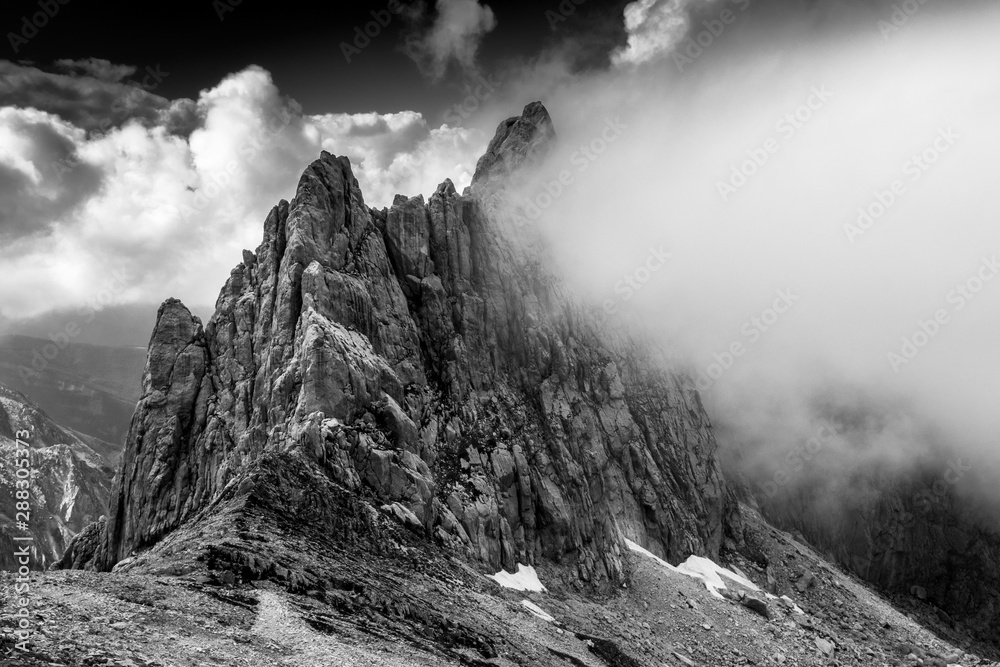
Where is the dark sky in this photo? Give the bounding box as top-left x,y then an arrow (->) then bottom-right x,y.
0,0 -> 629,122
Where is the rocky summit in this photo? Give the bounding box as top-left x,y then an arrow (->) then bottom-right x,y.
65,101 -> 739,583
19,103 -> 995,666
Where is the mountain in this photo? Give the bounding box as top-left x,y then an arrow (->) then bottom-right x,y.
66,101 -> 742,581
45,102 -> 999,665
0,335 -> 147,459
760,468 -> 1000,645
14,506 -> 1000,666
0,383 -> 114,570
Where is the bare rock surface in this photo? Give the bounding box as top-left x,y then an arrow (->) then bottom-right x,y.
0,383 -> 113,570
762,471 -> 1000,645
70,102 -> 741,588
25,101 -> 999,665
3,499 -> 996,665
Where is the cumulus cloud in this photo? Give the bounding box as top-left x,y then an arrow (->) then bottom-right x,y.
311,110 -> 484,205
0,106 -> 102,240
0,64 -> 488,323
405,0 -> 498,79
611,0 -> 709,67
0,60 -> 184,135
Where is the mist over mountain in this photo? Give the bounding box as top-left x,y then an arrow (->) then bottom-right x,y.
484,0 -> 1000,545
0,303 -> 201,349
2,0 -> 999,664
5,99 -> 975,664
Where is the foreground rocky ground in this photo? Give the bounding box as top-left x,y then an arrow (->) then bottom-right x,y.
2,504 -> 996,667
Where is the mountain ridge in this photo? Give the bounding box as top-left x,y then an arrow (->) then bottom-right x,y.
64,102 -> 745,587
33,100 -> 1000,666
0,382 -> 113,570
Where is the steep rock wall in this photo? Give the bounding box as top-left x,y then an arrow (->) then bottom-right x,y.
78,104 -> 742,585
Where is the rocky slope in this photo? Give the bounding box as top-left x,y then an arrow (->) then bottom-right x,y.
760,469 -> 1000,646
0,383 -> 114,570
6,504 -> 999,666
66,102 -> 743,588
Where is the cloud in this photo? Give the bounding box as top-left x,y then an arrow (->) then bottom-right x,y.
405,0 -> 498,79
53,58 -> 137,83
2,0 -> 998,547
311,110 -> 485,205
0,64 -> 489,323
0,60 -> 183,135
611,0 -> 707,67
488,1 -> 1000,517
0,106 -> 102,240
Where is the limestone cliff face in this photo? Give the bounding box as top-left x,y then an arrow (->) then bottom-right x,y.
471,100 -> 555,189
81,103 -> 741,583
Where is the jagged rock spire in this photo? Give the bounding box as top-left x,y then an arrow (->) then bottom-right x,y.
70,103 -> 741,587
471,101 -> 556,193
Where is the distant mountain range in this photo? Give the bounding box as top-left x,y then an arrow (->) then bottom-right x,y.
0,335 -> 147,460
0,383 -> 115,570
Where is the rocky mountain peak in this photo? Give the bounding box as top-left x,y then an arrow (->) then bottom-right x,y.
66,102 -> 742,592
471,101 -> 556,192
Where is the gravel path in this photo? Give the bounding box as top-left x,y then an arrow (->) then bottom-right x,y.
250,588 -> 454,667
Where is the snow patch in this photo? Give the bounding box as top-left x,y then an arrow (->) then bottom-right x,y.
676,555 -> 761,599
489,564 -> 546,592
625,539 -> 761,600
625,539 -> 679,572
521,600 -> 555,622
